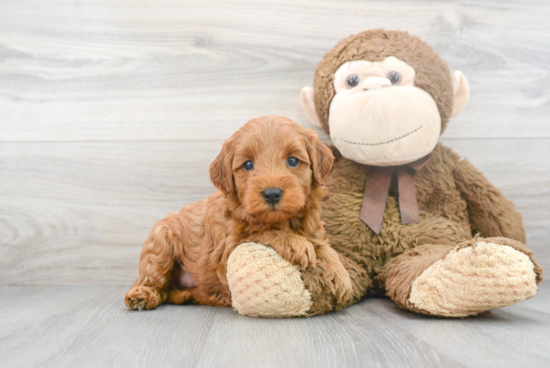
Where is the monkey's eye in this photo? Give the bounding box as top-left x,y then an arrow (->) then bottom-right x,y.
346,74 -> 360,88
287,157 -> 299,167
243,161 -> 254,171
387,71 -> 400,85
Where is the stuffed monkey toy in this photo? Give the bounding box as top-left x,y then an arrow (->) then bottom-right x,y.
226,29 -> 542,317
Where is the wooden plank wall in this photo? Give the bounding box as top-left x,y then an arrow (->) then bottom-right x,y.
1,0 -> 549,285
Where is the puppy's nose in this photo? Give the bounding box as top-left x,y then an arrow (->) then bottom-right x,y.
263,188 -> 282,205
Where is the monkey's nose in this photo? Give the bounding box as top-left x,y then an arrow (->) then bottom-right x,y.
262,188 -> 282,205
363,77 -> 391,90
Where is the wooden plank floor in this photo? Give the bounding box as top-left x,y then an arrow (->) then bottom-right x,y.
1,283 -> 549,368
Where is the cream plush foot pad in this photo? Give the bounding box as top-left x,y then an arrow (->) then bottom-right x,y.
227,242 -> 312,317
409,241 -> 538,317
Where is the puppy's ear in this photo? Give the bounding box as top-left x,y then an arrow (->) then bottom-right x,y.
210,140 -> 235,196
302,127 -> 334,186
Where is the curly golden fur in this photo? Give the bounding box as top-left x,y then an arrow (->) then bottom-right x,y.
125,116 -> 352,310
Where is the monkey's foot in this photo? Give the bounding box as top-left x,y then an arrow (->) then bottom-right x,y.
409,237 -> 542,317
227,242 -> 312,317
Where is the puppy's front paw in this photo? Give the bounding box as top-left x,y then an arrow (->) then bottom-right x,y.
271,234 -> 317,271
125,286 -> 161,310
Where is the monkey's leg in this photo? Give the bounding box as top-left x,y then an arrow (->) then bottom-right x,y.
300,250 -> 370,316
227,242 -> 371,317
124,216 -> 183,310
380,237 -> 543,317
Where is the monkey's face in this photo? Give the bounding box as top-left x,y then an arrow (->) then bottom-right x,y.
328,57 -> 441,166
301,30 -> 469,168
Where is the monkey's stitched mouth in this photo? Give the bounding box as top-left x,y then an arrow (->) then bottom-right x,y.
341,125 -> 423,146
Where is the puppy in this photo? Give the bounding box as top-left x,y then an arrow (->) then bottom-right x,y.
124,116 -> 352,311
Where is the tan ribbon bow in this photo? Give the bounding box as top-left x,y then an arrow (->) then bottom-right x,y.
359,155 -> 433,234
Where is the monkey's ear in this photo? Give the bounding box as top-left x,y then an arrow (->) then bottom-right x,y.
450,71 -> 469,117
300,87 -> 323,129
303,128 -> 334,186
209,141 -> 235,196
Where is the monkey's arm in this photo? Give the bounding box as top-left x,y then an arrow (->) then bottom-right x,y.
453,157 -> 526,243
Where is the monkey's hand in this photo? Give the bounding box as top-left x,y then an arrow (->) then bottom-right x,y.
245,231 -> 316,271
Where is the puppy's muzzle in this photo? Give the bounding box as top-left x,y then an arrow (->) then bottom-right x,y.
262,187 -> 282,206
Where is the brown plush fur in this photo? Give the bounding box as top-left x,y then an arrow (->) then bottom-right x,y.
297,29 -> 542,316
301,251 -> 370,316
306,143 -> 540,315
379,243 -> 456,315
125,116 -> 353,310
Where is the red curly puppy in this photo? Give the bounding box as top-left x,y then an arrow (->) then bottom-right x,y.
125,116 -> 352,311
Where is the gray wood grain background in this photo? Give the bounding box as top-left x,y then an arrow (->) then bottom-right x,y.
1,0 -> 549,286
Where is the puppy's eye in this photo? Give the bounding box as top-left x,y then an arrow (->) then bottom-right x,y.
346,74 -> 360,88
243,161 -> 254,171
387,71 -> 400,85
287,157 -> 299,168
